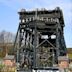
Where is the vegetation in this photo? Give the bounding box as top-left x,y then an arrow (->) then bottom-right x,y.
0,43 -> 14,58
2,67 -> 17,72
0,63 -> 16,72
0,64 -> 5,72
68,54 -> 72,59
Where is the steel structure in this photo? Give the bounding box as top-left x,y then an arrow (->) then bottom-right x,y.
14,7 -> 67,71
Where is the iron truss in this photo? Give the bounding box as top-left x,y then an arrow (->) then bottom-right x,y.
14,7 -> 67,71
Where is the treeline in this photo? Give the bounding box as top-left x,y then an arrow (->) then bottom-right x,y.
0,30 -> 15,58
0,43 -> 14,58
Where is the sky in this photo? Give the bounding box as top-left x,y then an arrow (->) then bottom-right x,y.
0,0 -> 72,48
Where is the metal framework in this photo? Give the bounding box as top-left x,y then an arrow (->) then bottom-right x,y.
14,7 -> 67,71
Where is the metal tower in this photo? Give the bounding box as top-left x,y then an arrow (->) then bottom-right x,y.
14,7 -> 67,71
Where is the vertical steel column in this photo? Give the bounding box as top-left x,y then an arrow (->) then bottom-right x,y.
17,27 -> 21,62
33,22 -> 37,68
33,9 -> 38,69
56,22 -> 60,61
61,32 -> 67,55
52,47 -> 55,66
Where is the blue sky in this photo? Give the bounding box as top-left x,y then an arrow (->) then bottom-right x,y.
0,0 -> 72,48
